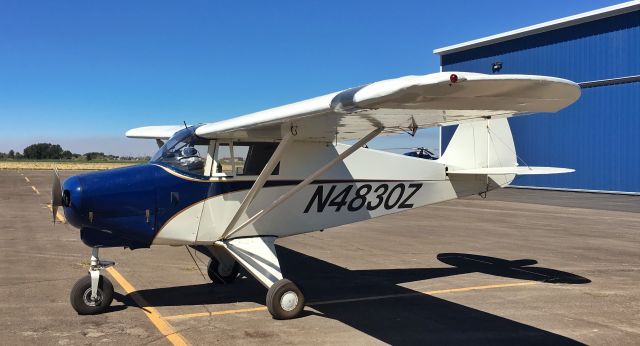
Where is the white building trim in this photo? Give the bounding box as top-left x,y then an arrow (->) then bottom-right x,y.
434,1 -> 640,55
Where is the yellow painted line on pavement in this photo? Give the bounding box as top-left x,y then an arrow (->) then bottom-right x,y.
308,281 -> 539,306
164,307 -> 268,321
424,281 -> 537,295
24,176 -> 30,182
162,281 -> 539,321
31,186 -> 40,194
105,267 -> 190,346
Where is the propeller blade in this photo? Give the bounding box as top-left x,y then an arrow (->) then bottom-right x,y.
51,168 -> 62,223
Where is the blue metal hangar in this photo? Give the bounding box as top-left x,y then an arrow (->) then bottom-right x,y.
435,1 -> 639,194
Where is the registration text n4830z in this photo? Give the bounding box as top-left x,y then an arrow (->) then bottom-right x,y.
303,183 -> 423,213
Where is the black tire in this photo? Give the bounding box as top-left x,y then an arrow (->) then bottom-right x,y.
207,257 -> 240,284
70,274 -> 114,315
266,279 -> 304,320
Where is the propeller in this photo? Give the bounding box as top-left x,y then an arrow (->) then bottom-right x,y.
51,168 -> 62,224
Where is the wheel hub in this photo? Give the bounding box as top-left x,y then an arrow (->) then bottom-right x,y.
280,291 -> 299,311
218,263 -> 233,277
82,288 -> 102,307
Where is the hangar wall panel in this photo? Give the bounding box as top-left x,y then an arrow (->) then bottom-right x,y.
508,81 -> 639,193
441,11 -> 639,81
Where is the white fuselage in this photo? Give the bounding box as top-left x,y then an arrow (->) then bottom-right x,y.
153,142 -> 501,245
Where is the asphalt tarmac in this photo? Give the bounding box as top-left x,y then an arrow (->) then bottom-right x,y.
1,169 -> 639,345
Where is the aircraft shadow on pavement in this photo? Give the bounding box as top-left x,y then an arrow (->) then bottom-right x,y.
124,246 -> 589,345
435,253 -> 591,284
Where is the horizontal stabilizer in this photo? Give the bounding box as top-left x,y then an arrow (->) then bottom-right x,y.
449,166 -> 575,175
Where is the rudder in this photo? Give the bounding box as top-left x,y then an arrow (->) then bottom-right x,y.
439,118 -> 517,187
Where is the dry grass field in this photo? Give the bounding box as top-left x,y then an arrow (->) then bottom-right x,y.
0,161 -> 137,170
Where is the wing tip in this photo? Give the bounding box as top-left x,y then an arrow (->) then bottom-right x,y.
125,125 -> 184,139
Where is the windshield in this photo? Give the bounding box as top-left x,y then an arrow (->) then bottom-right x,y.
150,126 -> 209,176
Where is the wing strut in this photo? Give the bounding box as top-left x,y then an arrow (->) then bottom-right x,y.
222,127 -> 382,240
221,132 -> 294,239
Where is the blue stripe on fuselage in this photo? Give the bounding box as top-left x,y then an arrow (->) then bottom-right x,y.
73,163 -> 425,249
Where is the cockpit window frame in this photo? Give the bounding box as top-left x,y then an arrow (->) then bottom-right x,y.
211,140 -> 235,178
150,125 -> 214,178
151,128 -> 282,180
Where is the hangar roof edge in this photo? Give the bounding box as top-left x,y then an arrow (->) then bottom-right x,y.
433,1 -> 640,56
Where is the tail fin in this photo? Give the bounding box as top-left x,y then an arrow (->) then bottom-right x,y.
439,118 -> 575,190
439,118 -> 517,187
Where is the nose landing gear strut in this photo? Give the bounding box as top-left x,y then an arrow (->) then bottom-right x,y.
70,248 -> 115,315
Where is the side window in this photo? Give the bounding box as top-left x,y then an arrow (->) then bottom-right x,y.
212,142 -> 279,176
237,142 -> 279,176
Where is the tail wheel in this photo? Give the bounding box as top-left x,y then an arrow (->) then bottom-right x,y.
207,257 -> 240,284
266,279 -> 304,320
70,275 -> 113,315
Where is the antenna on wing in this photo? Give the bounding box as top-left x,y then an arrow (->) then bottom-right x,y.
183,121 -> 188,129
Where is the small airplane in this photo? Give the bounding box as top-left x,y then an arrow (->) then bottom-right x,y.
380,146 -> 439,160
51,71 -> 580,319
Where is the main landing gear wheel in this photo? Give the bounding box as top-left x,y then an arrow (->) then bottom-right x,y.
266,279 -> 305,320
207,257 -> 240,284
70,275 -> 114,315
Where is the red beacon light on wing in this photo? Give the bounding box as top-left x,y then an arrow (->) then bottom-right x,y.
449,74 -> 459,83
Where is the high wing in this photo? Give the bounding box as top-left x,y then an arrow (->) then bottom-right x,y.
125,125 -> 186,140
190,72 -> 580,142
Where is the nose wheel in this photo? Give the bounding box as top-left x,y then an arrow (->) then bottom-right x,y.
70,274 -> 113,315
70,248 -> 115,315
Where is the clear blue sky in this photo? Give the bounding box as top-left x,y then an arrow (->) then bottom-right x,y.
0,0 -> 625,155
